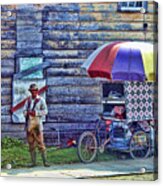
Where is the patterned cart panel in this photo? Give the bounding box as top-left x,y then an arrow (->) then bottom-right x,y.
124,82 -> 155,122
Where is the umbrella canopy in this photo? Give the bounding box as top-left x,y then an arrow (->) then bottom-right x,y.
82,42 -> 157,82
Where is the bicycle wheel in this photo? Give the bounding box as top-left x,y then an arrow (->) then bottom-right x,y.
129,130 -> 150,159
77,131 -> 98,163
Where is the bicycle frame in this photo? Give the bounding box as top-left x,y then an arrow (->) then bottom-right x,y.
94,117 -> 152,152
94,119 -> 111,152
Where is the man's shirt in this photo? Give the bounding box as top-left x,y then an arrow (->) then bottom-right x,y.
23,95 -> 48,131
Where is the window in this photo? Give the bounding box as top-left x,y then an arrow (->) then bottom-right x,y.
18,57 -> 43,79
117,1 -> 148,12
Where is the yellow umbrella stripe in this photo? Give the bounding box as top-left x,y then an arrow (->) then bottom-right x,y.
141,50 -> 156,82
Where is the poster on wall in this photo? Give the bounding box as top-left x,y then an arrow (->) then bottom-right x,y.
12,79 -> 46,123
1,0 -> 158,181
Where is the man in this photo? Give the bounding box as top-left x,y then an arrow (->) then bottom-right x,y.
23,83 -> 50,167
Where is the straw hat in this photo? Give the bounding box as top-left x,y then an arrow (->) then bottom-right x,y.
28,83 -> 38,91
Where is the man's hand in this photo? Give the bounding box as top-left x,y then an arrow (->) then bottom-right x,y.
27,111 -> 36,117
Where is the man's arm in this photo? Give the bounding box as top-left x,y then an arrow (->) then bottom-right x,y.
23,99 -> 29,118
35,98 -> 48,117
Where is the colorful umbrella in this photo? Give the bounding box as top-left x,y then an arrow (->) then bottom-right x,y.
82,42 -> 157,82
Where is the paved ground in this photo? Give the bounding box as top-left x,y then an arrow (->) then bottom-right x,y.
1,157 -> 156,178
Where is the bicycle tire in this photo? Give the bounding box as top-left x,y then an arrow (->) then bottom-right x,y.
77,131 -> 98,163
129,130 -> 150,159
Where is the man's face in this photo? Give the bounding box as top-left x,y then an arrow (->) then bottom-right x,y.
30,89 -> 38,98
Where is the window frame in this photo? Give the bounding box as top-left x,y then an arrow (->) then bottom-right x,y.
117,1 -> 148,12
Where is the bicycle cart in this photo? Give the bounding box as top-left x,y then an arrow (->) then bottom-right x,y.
77,81 -> 156,163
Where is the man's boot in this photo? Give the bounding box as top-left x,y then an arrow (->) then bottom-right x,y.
28,151 -> 36,167
41,151 -> 50,167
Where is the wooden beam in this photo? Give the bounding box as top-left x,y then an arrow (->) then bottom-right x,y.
14,61 -> 52,79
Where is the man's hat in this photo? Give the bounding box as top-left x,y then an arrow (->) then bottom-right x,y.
28,83 -> 38,91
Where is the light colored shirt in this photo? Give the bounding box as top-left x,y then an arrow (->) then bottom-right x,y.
23,95 -> 48,131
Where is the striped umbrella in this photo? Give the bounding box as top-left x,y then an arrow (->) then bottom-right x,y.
82,41 -> 157,82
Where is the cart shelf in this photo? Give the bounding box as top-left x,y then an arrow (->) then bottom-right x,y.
102,115 -> 126,122
102,99 -> 125,104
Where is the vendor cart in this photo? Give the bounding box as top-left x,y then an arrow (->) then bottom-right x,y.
77,42 -> 157,163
